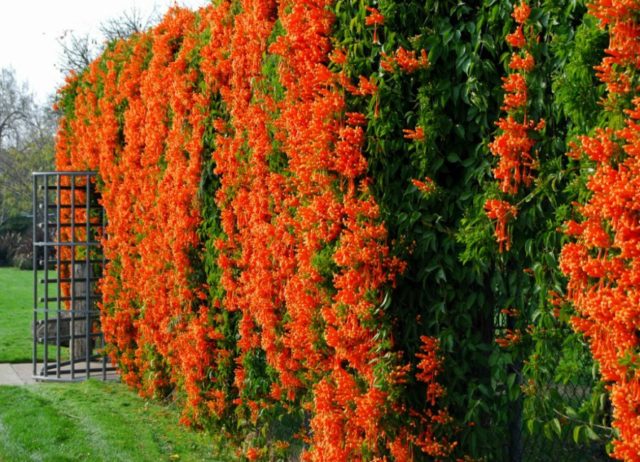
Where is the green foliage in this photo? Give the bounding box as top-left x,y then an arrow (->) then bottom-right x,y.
193,52 -> 240,432
332,0 -> 609,459
331,0 -> 519,457
551,14 -> 607,134
0,232 -> 29,268
0,139 -> 55,224
516,3 -> 612,454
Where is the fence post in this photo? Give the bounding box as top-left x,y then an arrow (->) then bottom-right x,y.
509,359 -> 523,462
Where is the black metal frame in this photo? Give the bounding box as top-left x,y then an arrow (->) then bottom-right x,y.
32,171 -> 116,381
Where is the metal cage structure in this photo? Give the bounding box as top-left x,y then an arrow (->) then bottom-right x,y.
32,171 -> 116,381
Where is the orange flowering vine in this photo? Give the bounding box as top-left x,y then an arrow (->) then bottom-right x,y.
382,47 -> 429,74
412,177 -> 435,196
489,0 -> 542,196
270,0 -> 413,456
485,0 -> 542,254
403,126 -> 425,142
56,3 -> 236,418
560,1 -> 640,459
484,199 -> 518,252
408,336 -> 457,458
365,6 -> 384,44
495,329 -> 522,349
55,0 -> 453,459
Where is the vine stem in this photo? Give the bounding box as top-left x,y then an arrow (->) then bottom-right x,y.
552,408 -> 614,435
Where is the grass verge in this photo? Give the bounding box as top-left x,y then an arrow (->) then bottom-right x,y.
0,267 -> 33,363
0,380 -> 235,461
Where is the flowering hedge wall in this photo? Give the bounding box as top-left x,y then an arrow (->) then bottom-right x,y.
55,0 -> 639,460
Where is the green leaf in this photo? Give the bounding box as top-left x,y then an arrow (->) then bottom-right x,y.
585,426 -> 599,441
551,418 -> 562,437
573,425 -> 583,444
565,406 -> 579,419
526,419 -> 535,435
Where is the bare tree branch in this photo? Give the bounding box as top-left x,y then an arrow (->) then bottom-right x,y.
56,33 -> 99,75
57,6 -> 160,77
100,6 -> 159,42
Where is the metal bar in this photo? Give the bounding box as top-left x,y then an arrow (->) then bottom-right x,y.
70,176 -> 76,379
85,174 -> 91,378
42,175 -> 49,377
33,171 -> 98,176
34,308 -> 102,315
32,174 -> 38,376
34,377 -> 90,383
36,332 -> 104,342
44,204 -> 95,210
56,173 -> 61,378
39,362 -> 116,373
40,355 -> 115,369
34,365 -> 117,381
40,296 -> 101,303
45,204 -> 79,209
35,369 -> 117,383
39,259 -> 105,265
34,241 -> 101,247
39,186 -> 86,191
40,277 -> 100,284
101,198 -> 107,380
39,223 -> 103,228
39,361 -> 116,372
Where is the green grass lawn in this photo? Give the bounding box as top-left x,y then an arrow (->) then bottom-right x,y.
0,267 -> 33,363
0,380 -> 235,461
0,269 -> 237,461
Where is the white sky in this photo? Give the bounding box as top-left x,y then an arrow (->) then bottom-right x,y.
0,0 -> 210,105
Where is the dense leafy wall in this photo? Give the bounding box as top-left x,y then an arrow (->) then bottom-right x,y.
55,0 -> 635,460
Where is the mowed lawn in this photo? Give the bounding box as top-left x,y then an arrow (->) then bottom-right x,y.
0,268 -> 234,461
0,267 -> 33,363
0,380 -> 234,461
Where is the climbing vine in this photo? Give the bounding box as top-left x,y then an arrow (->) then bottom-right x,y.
54,0 -> 637,460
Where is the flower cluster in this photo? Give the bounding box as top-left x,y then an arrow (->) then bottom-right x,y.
365,6 -> 384,43
484,199 -> 518,252
485,0 -> 542,253
381,47 -> 429,74
413,336 -> 456,457
560,1 -> 640,459
404,126 -> 425,142
412,177 -> 435,196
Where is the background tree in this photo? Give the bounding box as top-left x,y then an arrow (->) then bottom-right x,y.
0,68 -> 32,151
58,7 -> 159,75
99,6 -> 159,42
0,68 -> 56,227
56,32 -> 98,76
